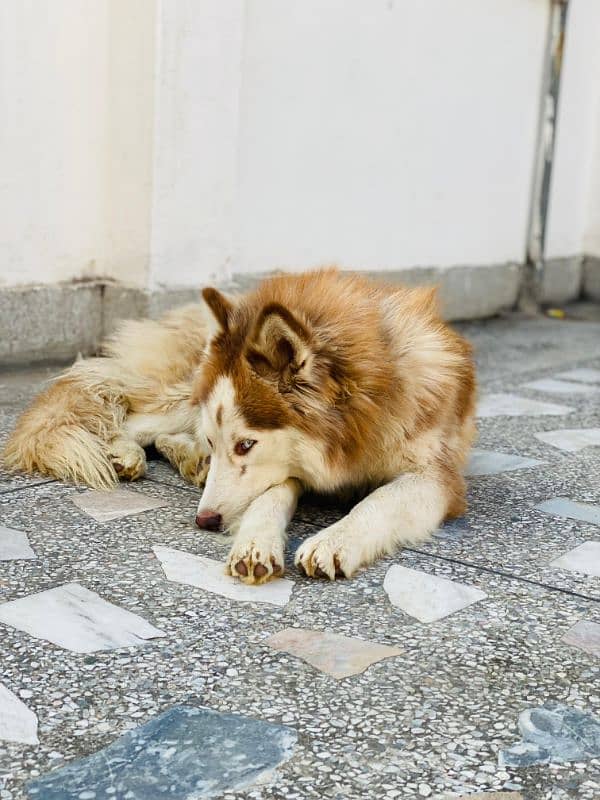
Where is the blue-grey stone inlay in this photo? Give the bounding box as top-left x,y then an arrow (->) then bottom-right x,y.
536,497 -> 600,527
499,703 -> 600,767
433,517 -> 472,542
465,449 -> 542,477
27,706 -> 297,799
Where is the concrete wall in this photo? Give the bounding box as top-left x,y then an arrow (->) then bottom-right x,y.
0,1 -> 110,286
234,0 -> 548,275
0,0 -> 599,298
545,0 -> 600,260
148,0 -> 244,289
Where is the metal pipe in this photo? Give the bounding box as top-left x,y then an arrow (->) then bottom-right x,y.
522,0 -> 570,308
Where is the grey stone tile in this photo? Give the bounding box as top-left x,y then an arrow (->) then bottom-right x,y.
27,705 -> 297,799
71,488 -> 167,523
534,428 -> 600,453
266,628 -> 402,679
0,583 -> 166,653
0,526 -> 36,560
383,564 -> 487,623
154,545 -> 294,607
0,682 -> 38,745
499,703 -> 600,767
562,620 -> 600,658
477,393 -> 573,418
537,497 -> 600,527
465,449 -> 542,477
550,542 -> 600,578
522,378 -> 600,395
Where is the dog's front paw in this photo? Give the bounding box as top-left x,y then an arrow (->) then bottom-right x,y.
226,536 -> 284,585
294,526 -> 357,580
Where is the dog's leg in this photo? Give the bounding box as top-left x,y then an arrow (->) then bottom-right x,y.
155,433 -> 210,488
295,470 -> 449,580
107,436 -> 147,481
226,479 -> 302,585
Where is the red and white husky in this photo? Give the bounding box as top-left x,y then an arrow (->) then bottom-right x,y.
4,269 -> 476,583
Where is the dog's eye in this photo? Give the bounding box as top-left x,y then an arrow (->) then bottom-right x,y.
206,437 -> 213,449
234,439 -> 256,456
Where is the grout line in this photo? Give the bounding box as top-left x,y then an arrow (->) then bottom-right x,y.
0,478 -> 57,496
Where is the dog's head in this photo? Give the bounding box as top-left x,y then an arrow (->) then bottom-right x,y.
192,286 -> 327,531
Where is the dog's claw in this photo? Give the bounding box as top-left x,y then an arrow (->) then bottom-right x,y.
334,556 -> 347,579
294,527 -> 355,581
271,558 -> 282,574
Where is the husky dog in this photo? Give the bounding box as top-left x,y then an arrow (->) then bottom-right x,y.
4,269 -> 476,584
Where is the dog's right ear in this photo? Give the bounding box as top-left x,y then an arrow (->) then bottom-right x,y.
201,288 -> 235,338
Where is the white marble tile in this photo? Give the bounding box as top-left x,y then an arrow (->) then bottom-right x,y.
154,546 -> 294,607
71,489 -> 167,523
550,542 -> 600,578
522,378 -> 599,396
0,682 -> 38,744
537,498 -> 600,527
383,565 -> 487,623
555,368 -> 600,385
0,526 -> 36,561
465,449 -> 542,477
534,428 -> 600,453
0,583 -> 166,653
266,628 -> 402,679
477,393 -> 573,418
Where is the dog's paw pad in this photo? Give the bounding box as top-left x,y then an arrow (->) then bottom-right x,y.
227,545 -> 284,585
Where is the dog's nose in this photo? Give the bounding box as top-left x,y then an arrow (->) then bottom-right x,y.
195,511 -> 222,531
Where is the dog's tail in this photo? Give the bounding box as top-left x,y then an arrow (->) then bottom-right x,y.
2,365 -> 125,490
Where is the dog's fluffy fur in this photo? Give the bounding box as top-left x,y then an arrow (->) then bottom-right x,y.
4,269 -> 476,583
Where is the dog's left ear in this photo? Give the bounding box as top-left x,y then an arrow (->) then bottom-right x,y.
201,287 -> 236,339
247,303 -> 313,380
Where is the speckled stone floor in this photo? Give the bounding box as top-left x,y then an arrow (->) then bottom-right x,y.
1,310 -> 599,800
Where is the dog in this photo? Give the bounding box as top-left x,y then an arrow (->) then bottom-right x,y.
4,269 -> 476,583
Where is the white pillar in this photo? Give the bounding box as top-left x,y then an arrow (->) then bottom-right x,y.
148,0 -> 245,289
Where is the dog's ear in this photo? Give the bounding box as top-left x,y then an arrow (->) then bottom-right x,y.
201,288 -> 235,338
247,303 -> 313,381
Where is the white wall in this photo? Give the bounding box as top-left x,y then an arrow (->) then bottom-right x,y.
234,0 -> 548,275
0,1 -> 110,286
545,0 -> 600,260
0,0 -> 157,289
585,96 -> 600,258
1,0 -> 600,292
105,0 -> 156,286
148,0 -> 244,288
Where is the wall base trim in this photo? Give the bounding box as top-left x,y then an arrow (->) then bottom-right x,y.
0,258 -> 596,365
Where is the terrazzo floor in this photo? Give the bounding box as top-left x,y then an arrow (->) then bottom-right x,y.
0,310 -> 599,800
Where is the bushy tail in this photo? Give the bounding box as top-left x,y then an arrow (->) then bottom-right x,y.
2,370 -> 124,490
